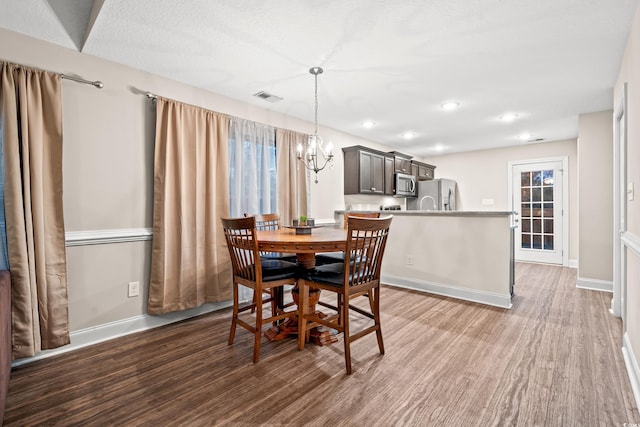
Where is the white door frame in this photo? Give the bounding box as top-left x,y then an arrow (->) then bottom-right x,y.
508,156 -> 569,266
612,83 -> 627,322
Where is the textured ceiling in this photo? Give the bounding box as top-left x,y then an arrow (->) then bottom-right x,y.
0,0 -> 637,156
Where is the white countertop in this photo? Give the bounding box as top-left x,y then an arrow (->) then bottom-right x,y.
336,210 -> 515,217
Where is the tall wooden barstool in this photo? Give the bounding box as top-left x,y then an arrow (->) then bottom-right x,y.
314,212 -> 381,265
297,215 -> 393,374
245,213 -> 297,263
244,213 -> 297,313
221,216 -> 298,363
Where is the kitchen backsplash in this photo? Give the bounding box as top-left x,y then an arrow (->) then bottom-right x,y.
344,194 -> 406,211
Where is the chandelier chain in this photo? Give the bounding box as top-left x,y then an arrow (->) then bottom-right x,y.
296,66 -> 334,183
314,72 -> 318,136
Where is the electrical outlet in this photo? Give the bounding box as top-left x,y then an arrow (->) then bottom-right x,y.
628,181 -> 635,201
482,198 -> 495,206
407,256 -> 413,265
128,281 -> 140,298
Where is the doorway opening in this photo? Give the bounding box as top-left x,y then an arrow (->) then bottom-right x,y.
509,158 -> 568,265
612,83 -> 627,325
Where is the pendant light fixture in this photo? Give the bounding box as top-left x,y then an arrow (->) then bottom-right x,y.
297,66 -> 334,183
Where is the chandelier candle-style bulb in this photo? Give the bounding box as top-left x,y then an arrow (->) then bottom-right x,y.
297,66 -> 335,183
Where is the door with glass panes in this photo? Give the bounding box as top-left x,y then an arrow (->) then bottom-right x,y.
512,160 -> 564,264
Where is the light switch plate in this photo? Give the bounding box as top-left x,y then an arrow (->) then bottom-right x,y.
629,181 -> 634,201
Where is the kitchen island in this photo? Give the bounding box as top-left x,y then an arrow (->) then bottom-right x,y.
335,210 -> 516,308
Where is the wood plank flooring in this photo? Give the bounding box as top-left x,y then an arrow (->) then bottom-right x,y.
3,263 -> 639,426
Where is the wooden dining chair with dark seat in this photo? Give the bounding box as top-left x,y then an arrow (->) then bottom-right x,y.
244,213 -> 297,313
221,216 -> 299,363
297,215 -> 393,374
245,213 -> 297,263
314,211 -> 381,266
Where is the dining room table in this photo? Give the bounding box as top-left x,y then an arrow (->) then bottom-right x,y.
256,225 -> 347,268
255,224 -> 348,345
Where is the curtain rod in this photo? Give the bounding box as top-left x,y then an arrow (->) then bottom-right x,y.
144,91 -> 309,136
142,91 -> 302,136
61,74 -> 103,89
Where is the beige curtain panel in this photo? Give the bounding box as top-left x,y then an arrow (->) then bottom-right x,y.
276,129 -> 308,226
0,62 -> 70,358
148,98 -> 232,315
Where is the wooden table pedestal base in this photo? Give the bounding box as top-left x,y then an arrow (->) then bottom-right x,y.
264,288 -> 338,346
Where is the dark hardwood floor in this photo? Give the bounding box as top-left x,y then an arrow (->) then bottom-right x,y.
4,263 -> 639,426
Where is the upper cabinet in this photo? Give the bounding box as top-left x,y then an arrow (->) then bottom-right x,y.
343,146 -> 436,195
384,155 -> 395,195
411,160 -> 436,181
343,146 -> 385,195
390,152 -> 412,174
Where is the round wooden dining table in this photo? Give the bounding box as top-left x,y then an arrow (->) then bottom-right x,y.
255,225 -> 347,345
256,226 -> 347,269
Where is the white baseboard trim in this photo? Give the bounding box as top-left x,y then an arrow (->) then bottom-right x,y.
622,332 -> 640,413
11,300 -> 232,368
568,259 -> 578,269
381,274 -> 512,309
576,276 -> 613,292
65,228 -> 153,247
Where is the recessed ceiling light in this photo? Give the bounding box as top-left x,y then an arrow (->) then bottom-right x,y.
518,133 -> 531,140
441,102 -> 460,111
499,113 -> 518,122
361,120 -> 377,128
402,131 -> 415,140
434,144 -> 445,152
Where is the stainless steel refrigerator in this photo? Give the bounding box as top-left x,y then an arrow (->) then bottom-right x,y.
407,178 -> 457,210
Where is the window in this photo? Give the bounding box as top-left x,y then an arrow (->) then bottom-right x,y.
520,169 -> 555,250
228,120 -> 277,217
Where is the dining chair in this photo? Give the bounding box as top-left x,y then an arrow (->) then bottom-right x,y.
297,215 -> 393,374
314,212 -> 381,265
221,216 -> 299,363
244,213 -> 297,313
244,213 -> 298,262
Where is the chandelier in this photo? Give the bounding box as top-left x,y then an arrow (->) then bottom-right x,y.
297,66 -> 334,183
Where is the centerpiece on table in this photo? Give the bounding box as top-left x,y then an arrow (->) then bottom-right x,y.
291,215 -> 316,234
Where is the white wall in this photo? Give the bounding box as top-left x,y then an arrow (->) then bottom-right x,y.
422,139 -> 578,261
614,1 -> 640,410
577,111 -> 613,285
381,213 -> 513,308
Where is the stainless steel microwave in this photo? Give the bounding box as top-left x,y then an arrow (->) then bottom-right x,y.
394,172 -> 417,197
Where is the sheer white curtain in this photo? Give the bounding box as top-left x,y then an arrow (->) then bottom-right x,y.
229,119 -> 277,218
228,119 -> 276,301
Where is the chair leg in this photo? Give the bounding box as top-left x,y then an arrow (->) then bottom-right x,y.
229,281 -> 239,345
342,292 -> 352,375
250,290 -> 256,314
373,286 -> 384,355
270,288 -> 277,326
253,288 -> 263,364
297,283 -> 309,351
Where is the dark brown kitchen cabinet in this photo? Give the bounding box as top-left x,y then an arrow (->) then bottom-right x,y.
391,153 -> 412,174
384,155 -> 395,195
343,146 -> 385,194
411,160 -> 436,181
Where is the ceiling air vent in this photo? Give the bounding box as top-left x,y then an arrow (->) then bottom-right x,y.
527,138 -> 544,142
253,91 -> 283,103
